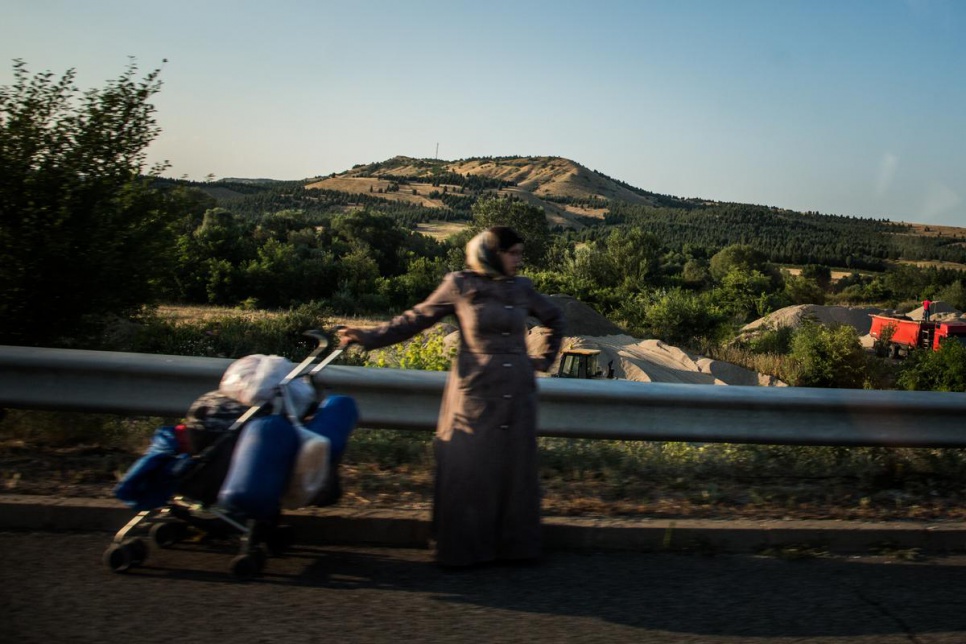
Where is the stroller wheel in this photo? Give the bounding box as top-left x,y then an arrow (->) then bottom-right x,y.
266,524 -> 296,556
230,553 -> 261,581
150,521 -> 186,548
125,538 -> 149,565
103,544 -> 134,573
104,538 -> 148,572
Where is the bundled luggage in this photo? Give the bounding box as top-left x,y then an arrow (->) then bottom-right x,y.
104,332 -> 357,580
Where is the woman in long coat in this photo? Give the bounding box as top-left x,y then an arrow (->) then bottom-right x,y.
338,226 -> 564,567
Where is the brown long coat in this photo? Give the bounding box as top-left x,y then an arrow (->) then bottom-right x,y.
357,270 -> 564,566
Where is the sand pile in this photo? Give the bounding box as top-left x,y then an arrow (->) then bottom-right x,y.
739,304 -> 884,337
541,294 -> 626,336
522,297 -> 783,386
737,302 -> 966,350
538,334 -> 785,386
905,300 -> 964,321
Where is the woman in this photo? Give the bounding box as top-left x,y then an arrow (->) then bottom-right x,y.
338,226 -> 564,567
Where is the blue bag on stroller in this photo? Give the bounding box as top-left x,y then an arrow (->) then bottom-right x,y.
217,413 -> 301,522
217,394 -> 359,519
113,426 -> 187,511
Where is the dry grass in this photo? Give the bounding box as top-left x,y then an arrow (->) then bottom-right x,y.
781,267 -> 855,282
414,221 -> 469,241
154,304 -> 388,330
901,222 -> 966,239
155,304 -> 284,324
305,176 -> 444,208
896,259 -> 966,272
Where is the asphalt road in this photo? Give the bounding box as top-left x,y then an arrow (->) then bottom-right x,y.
3,531 -> 966,643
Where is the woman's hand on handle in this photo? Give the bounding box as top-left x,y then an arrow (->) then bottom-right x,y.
337,327 -> 364,348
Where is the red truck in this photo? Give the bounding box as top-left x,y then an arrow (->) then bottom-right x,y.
869,314 -> 966,357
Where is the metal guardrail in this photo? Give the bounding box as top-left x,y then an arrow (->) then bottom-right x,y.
1,345 -> 965,447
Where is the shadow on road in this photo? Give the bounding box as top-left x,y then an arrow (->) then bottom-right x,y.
272,545 -> 966,639
5,533 -> 966,641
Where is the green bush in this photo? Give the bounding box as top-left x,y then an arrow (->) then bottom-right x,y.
783,320 -> 869,388
747,325 -> 795,355
897,340 -> 966,392
638,288 -> 728,348
366,327 -> 455,371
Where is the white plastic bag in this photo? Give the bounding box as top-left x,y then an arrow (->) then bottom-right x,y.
281,427 -> 331,509
219,354 -> 316,418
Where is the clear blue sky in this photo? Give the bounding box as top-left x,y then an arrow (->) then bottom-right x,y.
4,0 -> 965,226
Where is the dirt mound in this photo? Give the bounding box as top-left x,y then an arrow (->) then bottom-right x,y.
533,334 -> 785,387
542,295 -> 626,336
740,304 -> 884,337
905,300 -> 963,321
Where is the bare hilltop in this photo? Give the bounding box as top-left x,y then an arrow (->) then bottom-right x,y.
303,155 -> 693,229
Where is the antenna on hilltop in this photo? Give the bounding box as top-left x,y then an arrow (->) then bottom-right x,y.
435,142 -> 439,160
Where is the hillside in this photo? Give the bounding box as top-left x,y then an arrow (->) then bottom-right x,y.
303,155 -> 686,229
187,155 -> 966,269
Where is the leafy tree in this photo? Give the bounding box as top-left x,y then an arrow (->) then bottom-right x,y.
784,321 -> 868,388
242,239 -> 303,308
800,264 -> 832,290
192,209 -> 253,263
681,258 -> 710,287
471,196 -> 550,268
330,210 -> 407,276
0,59 -> 176,345
379,255 -> 447,310
784,274 -> 826,305
640,288 -> 727,347
332,245 -> 382,313
601,227 -> 662,292
709,244 -> 779,286
896,341 -> 966,392
715,267 -> 776,322
936,280 -> 966,312
173,208 -> 255,303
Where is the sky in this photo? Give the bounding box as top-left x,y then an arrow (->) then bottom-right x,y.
3,0 -> 965,227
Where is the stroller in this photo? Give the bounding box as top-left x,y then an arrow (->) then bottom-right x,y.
103,331 -> 357,580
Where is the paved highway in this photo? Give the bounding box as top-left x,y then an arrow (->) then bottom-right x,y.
2,531 -> 966,643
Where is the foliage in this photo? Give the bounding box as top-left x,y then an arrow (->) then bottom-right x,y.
377,255 -> 447,311
783,320 -> 869,388
606,201 -> 966,268
896,340 -> 966,392
0,59 -> 184,346
709,244 -> 772,283
745,324 -> 795,355
330,210 -> 409,275
600,228 -> 662,292
633,288 -> 728,348
366,327 -> 455,371
715,267 -> 782,323
784,274 -> 826,305
470,196 -> 551,268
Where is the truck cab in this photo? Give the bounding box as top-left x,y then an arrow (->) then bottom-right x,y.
555,349 -> 604,379
934,322 -> 966,349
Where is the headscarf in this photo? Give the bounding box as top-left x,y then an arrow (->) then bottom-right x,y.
465,226 -> 524,279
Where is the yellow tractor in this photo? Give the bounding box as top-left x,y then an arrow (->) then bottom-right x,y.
554,348 -> 614,379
